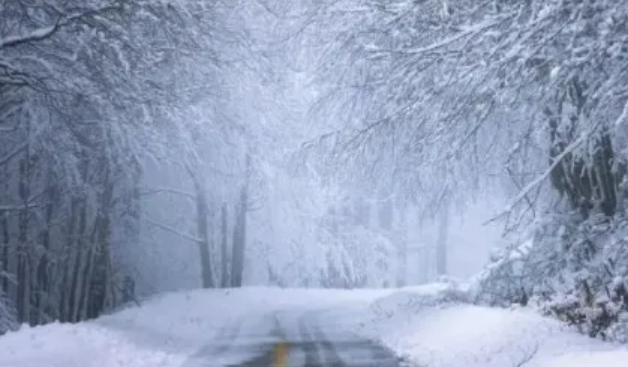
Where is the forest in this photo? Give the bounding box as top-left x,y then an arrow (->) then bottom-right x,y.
2,0 -> 628,343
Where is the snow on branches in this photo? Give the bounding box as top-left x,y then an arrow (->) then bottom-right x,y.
317,0 -> 628,220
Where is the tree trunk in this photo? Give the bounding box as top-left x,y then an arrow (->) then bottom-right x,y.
548,78 -> 625,219
1,214 -> 7,295
59,198 -> 78,323
184,162 -> 215,289
436,205 -> 449,277
69,199 -> 87,323
17,143 -> 30,324
196,190 -> 213,289
231,188 -> 247,287
231,153 -> 250,288
36,171 -> 54,324
220,204 -> 229,288
396,207 -> 407,287
87,209 -> 112,319
194,175 -> 214,289
79,239 -> 96,321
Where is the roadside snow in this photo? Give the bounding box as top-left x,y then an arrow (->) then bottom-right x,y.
356,284 -> 628,367
0,285 -> 627,367
0,321 -> 184,367
540,351 -> 628,367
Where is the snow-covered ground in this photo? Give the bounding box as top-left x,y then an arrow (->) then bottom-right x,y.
347,284 -> 628,367
0,285 -> 626,367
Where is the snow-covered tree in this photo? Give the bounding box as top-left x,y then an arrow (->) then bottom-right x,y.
0,0 -> 238,326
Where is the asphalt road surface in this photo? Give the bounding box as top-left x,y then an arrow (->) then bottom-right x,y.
183,309 -> 413,367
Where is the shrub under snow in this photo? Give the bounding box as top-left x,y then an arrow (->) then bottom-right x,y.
473,213 -> 628,342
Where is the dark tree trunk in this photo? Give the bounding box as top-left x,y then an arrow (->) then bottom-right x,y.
59,198 -> 78,323
17,146 -> 30,324
0,214 -> 7,295
231,189 -> 247,287
87,212 -> 111,319
196,187 -> 214,289
548,78 -> 625,219
36,169 -> 55,324
69,199 -> 87,323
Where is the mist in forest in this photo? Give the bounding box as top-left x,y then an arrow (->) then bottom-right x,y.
2,0 -> 627,341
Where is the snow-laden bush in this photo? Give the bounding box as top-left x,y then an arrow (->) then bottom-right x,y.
369,281 -> 470,327
473,213 -> 628,342
319,223 -> 397,289
471,239 -> 535,307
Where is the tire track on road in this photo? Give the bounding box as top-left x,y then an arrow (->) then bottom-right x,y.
181,317 -> 248,367
304,309 -> 412,367
298,311 -> 325,367
219,308 -> 417,367
225,311 -> 286,367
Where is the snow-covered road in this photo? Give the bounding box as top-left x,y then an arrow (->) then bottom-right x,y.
181,309 -> 406,366
1,285 -> 627,367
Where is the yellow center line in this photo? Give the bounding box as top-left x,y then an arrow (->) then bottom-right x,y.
273,342 -> 289,367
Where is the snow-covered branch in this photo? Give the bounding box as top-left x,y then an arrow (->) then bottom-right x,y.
492,133 -> 587,222
0,2 -> 123,50
144,217 -> 201,244
140,187 -> 195,200
0,141 -> 29,167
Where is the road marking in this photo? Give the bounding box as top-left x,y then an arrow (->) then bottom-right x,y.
274,342 -> 289,367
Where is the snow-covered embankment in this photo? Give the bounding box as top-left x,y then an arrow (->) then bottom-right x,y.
353,283 -> 628,367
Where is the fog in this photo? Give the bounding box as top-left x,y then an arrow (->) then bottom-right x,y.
3,0 -> 627,336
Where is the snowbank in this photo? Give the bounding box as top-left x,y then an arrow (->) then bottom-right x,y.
0,321 -> 183,367
358,284 -> 628,367
541,351 -> 628,367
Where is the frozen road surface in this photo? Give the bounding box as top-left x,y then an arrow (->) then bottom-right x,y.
183,309 -> 409,367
